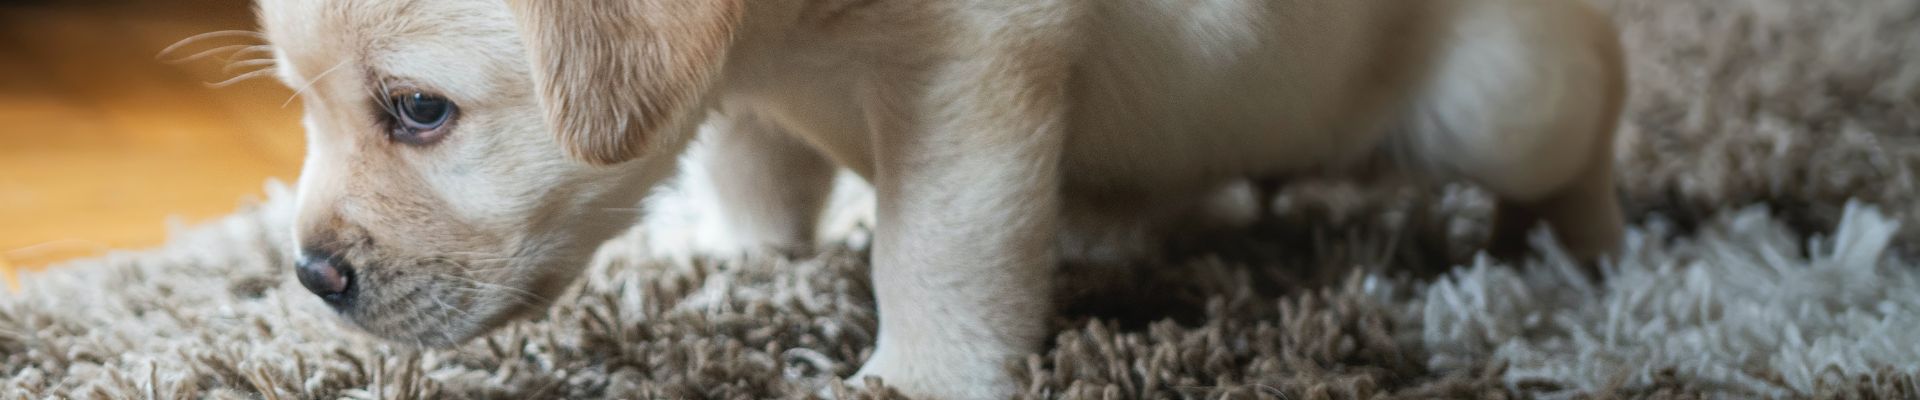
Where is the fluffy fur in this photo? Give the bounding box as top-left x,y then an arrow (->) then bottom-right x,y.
253,0 -> 1626,397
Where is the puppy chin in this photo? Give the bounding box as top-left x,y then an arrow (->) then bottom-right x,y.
345,299 -> 535,348
332,247 -> 596,348
338,280 -> 553,348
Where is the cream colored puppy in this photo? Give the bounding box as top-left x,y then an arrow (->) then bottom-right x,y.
257,0 -> 1625,397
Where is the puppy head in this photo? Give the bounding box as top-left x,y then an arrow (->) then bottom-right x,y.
255,0 -> 741,346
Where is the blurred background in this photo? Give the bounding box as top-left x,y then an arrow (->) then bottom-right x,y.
0,0 -> 300,281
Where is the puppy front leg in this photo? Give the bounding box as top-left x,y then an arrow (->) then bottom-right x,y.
703,112 -> 836,253
851,75 -> 1067,399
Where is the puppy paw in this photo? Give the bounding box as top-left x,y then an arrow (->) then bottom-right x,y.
842,347 -> 1016,400
820,374 -> 902,399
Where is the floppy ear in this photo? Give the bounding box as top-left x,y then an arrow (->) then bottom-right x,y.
508,0 -> 745,165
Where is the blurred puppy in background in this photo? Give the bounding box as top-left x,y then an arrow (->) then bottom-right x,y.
240,0 -> 1624,397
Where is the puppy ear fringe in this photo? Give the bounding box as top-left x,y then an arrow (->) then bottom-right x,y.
508,0 -> 745,166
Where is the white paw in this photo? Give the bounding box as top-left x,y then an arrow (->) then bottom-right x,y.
841,346 -> 1017,400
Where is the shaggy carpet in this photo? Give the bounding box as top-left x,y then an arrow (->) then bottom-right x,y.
5,0 -> 1920,398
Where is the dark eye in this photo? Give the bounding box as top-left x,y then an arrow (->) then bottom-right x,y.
389,92 -> 456,144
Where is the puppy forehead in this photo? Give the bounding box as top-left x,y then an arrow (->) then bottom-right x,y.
260,0 -> 525,99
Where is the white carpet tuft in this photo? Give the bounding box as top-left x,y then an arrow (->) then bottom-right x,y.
1414,202 -> 1916,397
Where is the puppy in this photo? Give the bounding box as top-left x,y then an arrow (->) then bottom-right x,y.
254,0 -> 1625,397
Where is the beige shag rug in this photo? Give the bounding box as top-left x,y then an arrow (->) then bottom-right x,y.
5,0 -> 1920,398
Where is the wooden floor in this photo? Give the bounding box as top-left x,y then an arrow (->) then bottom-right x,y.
0,0 -> 302,284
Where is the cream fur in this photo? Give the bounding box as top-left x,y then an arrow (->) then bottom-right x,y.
256,0 -> 1627,397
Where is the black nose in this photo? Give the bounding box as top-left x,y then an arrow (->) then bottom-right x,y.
296,250 -> 355,305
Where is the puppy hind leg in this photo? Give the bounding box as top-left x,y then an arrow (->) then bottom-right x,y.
1486,199 -> 1540,260
1487,163 -> 1624,264
1397,100 -> 1626,267
702,112 -> 837,254
1400,0 -> 1627,266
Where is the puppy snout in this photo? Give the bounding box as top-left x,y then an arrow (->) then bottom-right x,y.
296,249 -> 356,307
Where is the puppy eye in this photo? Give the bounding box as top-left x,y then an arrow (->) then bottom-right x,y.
388,92 -> 456,144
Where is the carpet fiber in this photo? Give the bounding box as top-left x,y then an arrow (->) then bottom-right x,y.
5,0 -> 1920,398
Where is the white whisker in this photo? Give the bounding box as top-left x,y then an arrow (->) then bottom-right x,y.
225,45 -> 275,62
284,60 -> 349,108
439,274 -> 550,305
426,290 -> 478,319
159,44 -> 256,64
206,68 -> 278,88
157,30 -> 267,61
222,58 -> 278,74
394,266 -> 552,307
